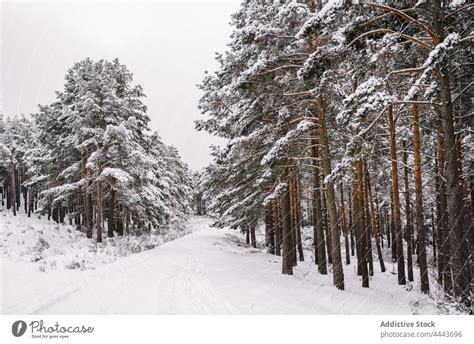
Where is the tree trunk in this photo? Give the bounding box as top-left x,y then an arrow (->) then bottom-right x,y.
47,196 -> 51,221
321,185 -> 332,265
402,140 -> 414,282
340,183 -> 350,265
289,178 -> 297,266
15,167 -> 20,212
412,103 -> 430,293
436,116 -> 452,293
23,183 -> 27,214
390,191 -> 396,260
365,163 -> 386,273
281,176 -> 293,275
273,199 -> 281,256
441,72 -> 469,303
27,187 -> 33,217
355,160 -> 369,287
388,105 -> 406,285
363,165 -> 374,276
431,208 -> 436,263
117,206 -> 124,236
295,176 -> 304,262
82,152 -> 93,239
348,189 -> 355,256
11,164 -> 16,216
377,199 -> 384,249
469,155 -> 474,313
317,95 -> 344,290
108,188 -> 115,238
265,207 -> 275,254
96,179 -> 103,243
312,138 -> 327,274
250,226 -> 256,248
433,0 -> 470,306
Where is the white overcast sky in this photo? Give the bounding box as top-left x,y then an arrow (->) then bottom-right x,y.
1,0 -> 239,170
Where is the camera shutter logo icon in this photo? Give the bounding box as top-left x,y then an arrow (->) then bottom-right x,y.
12,320 -> 27,337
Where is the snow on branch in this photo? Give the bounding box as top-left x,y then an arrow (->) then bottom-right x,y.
0,143 -> 17,163
296,0 -> 345,39
405,33 -> 459,101
338,77 -> 395,130
100,167 -> 133,184
261,120 -> 315,167
263,182 -> 287,206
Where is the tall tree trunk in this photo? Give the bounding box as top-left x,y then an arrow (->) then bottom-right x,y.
386,208 -> 391,249
60,205 -> 65,223
82,152 -> 93,239
289,178 -> 298,266
11,164 -> 17,216
27,187 -> 33,217
250,226 -> 257,248
365,163 -> 386,273
469,156 -> 474,313
317,95 -> 344,290
377,199 -> 384,249
412,103 -> 430,293
281,175 -> 293,275
441,71 -> 470,303
340,183 -> 350,265
15,167 -> 20,212
23,182 -> 27,214
117,205 -> 124,236
433,0 -> 470,306
388,105 -> 406,285
431,208 -> 436,263
402,141 -> 414,282
47,196 -> 51,221
436,116 -> 452,293
348,188 -> 355,256
96,179 -> 103,243
355,160 -> 369,287
295,176 -> 304,262
390,191 -> 396,260
363,164 -> 374,276
312,138 -> 327,274
265,207 -> 275,254
441,76 -> 470,302
321,186 -> 332,265
354,182 -> 362,276
274,199 -> 281,256
108,188 -> 115,238
5,181 -> 10,209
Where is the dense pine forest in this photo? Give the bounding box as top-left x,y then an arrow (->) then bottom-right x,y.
196,0 -> 472,311
1,58 -> 194,240
0,0 -> 472,315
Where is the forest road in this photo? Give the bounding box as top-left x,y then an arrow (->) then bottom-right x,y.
3,216 -> 289,314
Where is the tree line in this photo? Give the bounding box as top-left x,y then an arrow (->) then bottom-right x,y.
1,58 -> 194,241
197,0 -> 472,311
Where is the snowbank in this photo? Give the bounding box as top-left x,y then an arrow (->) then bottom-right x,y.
0,210 -> 191,272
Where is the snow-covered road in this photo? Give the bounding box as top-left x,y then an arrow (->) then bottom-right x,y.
1,216 -> 439,314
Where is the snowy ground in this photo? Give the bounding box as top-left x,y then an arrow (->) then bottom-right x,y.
1,210 -> 455,314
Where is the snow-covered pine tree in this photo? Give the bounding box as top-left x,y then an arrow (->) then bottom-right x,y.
2,58 -> 194,244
